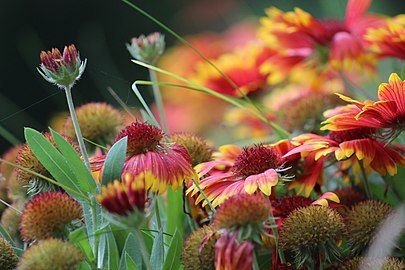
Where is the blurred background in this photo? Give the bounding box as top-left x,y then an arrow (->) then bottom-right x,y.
0,0 -> 402,152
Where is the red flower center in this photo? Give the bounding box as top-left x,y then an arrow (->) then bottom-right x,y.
115,121 -> 164,155
233,145 -> 281,177
328,128 -> 374,143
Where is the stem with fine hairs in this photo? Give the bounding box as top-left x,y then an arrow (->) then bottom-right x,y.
64,85 -> 91,170
149,69 -> 169,134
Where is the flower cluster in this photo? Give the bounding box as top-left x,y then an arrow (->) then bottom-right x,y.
0,1 -> 404,269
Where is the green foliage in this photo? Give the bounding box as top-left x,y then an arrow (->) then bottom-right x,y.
102,136 -> 127,185
163,230 -> 183,270
150,228 -> 165,269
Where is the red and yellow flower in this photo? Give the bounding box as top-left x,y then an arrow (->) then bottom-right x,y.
111,122 -> 195,194
284,129 -> 405,177
97,176 -> 147,216
191,43 -> 273,96
259,0 -> 382,84
322,73 -> 405,140
365,15 -> 405,60
188,144 -> 284,207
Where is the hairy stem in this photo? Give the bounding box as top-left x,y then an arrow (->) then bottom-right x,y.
268,200 -> 286,264
154,196 -> 162,229
64,86 -> 90,170
149,69 -> 169,134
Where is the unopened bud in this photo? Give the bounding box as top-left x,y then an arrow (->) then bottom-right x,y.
126,32 -> 165,64
38,44 -> 86,88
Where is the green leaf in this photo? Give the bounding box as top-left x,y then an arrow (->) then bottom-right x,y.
163,229 -> 183,270
166,187 -> 184,236
0,223 -> 14,246
81,196 -> 103,259
105,226 -> 120,270
150,228 -> 164,270
24,128 -> 84,199
97,233 -> 106,269
102,136 -> 128,185
69,227 -> 95,262
125,253 -> 138,270
97,225 -> 120,270
119,233 -> 143,270
77,261 -> 93,270
50,128 -> 97,193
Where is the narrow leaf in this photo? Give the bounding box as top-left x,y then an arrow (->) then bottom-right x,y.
163,229 -> 183,270
119,233 -> 143,270
125,253 -> 138,270
102,136 -> 128,185
24,128 -> 83,198
0,223 -> 14,245
50,128 -> 97,193
166,187 -> 184,236
150,228 -> 164,270
69,227 -> 95,262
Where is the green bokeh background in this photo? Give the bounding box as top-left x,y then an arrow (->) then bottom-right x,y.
0,0 -> 403,152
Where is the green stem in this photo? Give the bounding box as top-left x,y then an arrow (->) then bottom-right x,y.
64,86 -> 91,170
190,177 -> 215,213
359,160 -> 372,199
149,69 -> 169,134
154,196 -> 162,229
134,229 -> 152,270
0,124 -> 20,146
122,1 -> 291,139
268,200 -> 285,264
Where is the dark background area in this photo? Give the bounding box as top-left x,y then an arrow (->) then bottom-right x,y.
0,0 -> 402,152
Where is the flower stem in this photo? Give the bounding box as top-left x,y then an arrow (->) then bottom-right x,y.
268,200 -> 285,264
149,69 -> 169,134
134,228 -> 152,270
190,177 -> 215,212
359,160 -> 372,199
154,196 -> 162,229
64,86 -> 91,170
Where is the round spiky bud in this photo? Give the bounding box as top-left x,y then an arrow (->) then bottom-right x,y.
18,238 -> 84,270
182,226 -> 218,270
6,170 -> 27,200
345,200 -> 393,254
127,32 -> 165,64
1,199 -> 25,241
20,192 -> 82,242
213,194 -> 270,242
171,133 -> 213,166
340,257 -> 405,270
0,237 -> 18,270
64,102 -> 123,147
280,205 -> 345,268
279,92 -> 340,133
38,44 -> 86,88
115,121 -> 164,155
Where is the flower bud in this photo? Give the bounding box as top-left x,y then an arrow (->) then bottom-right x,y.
38,44 -> 86,88
127,32 -> 165,64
